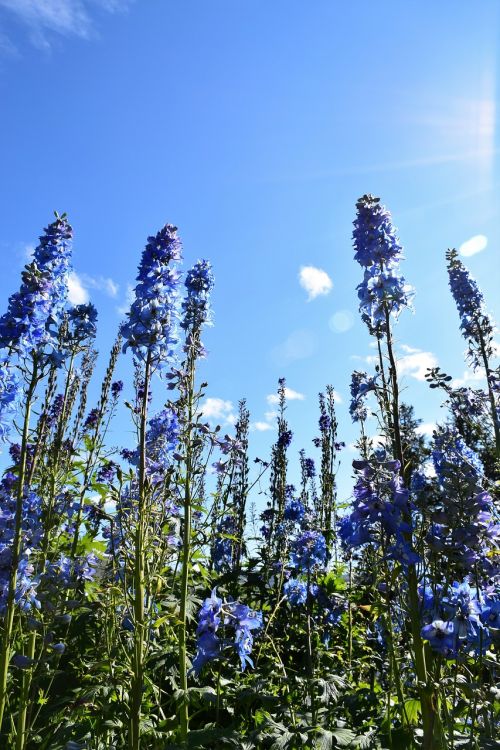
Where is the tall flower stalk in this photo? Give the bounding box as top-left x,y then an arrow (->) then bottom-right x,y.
446,248 -> 500,456
120,224 -> 182,750
177,258 -> 214,743
351,195 -> 443,748
0,214 -> 72,737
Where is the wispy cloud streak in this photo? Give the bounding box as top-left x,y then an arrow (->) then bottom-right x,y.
0,0 -> 132,49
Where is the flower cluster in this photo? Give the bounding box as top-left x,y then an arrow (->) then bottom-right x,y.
338,453 -> 416,567
42,553 -> 99,596
353,195 -> 413,331
349,371 -> 377,422
181,259 -> 215,349
283,577 -> 309,606
122,407 -> 179,482
446,248 -> 495,363
212,515 -> 236,572
0,475 -> 43,615
284,497 -> 306,524
421,579 -> 494,657
192,589 -> 262,674
0,358 -> 22,442
0,214 -> 72,359
121,224 -> 182,366
291,530 -> 327,572
67,303 -> 98,345
428,428 -> 499,576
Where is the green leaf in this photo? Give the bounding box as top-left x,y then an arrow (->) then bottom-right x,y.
403,698 -> 421,725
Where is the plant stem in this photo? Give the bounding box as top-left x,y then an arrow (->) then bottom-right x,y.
129,353 -> 151,750
383,309 -> 443,749
178,350 -> 196,744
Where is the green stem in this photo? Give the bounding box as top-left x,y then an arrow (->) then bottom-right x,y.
305,570 -> 316,725
15,631 -> 36,750
129,354 -> 151,750
179,351 -> 196,744
0,362 -> 38,735
383,308 -> 443,749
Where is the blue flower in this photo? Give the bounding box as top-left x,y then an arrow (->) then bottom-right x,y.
212,515 -> 236,572
353,194 -> 403,268
0,479 -> 43,615
421,620 -> 456,656
191,589 -> 262,675
283,578 -> 308,606
284,498 -> 305,523
233,625 -> 255,670
0,214 -> 72,359
447,248 -> 495,366
111,380 -> 124,399
0,358 -> 22,443
67,303 -> 98,344
291,530 -> 327,572
277,429 -> 293,450
349,371 -> 377,422
429,428 -> 497,574
191,630 -> 221,674
181,259 -> 215,342
353,195 -> 413,332
121,224 -> 182,367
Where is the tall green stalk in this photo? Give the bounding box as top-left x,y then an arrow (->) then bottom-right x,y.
129,354 -> 151,750
383,309 -> 443,749
178,350 -> 196,743
15,351 -> 80,750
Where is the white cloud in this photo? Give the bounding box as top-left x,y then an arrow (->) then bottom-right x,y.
252,421 -> 274,432
199,397 -> 236,425
264,410 -> 277,422
351,353 -> 379,366
400,343 -> 421,354
267,387 -> 305,405
398,349 -> 438,381
329,309 -> 354,333
331,389 -> 343,404
452,368 -> 486,388
459,234 -> 488,257
0,0 -> 132,50
81,273 -> 119,298
67,272 -> 89,305
298,266 -> 333,301
272,328 -> 317,364
416,422 -> 436,437
68,270 -> 119,306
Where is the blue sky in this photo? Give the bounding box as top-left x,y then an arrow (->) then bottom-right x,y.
1,1 -> 499,501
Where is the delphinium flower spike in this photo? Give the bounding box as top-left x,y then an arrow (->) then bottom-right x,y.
120,223 -> 182,749
353,195 -> 413,333
0,213 -> 73,360
121,223 -> 182,368
446,248 -> 500,452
